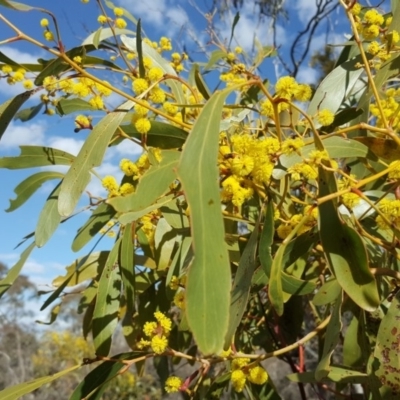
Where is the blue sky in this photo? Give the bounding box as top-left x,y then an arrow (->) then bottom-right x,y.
0,0 -> 352,306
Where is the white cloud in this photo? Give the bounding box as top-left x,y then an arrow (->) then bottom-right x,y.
118,0 -> 167,26
295,0 -> 318,25
1,121 -> 46,149
296,65 -> 318,84
48,137 -> 84,157
23,259 -> 45,275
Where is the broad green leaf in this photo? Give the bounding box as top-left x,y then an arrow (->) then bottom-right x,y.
0,364 -> 80,400
374,290 -> 400,395
224,221 -> 259,348
307,54 -> 366,127
82,28 -> 136,46
343,312 -> 363,368
259,200 -> 274,281
56,98 -> 95,115
312,279 -> 341,306
14,103 -> 43,122
92,238 -> 122,356
268,236 -> 285,316
120,223 -> 135,314
72,203 -> 116,252
0,145 -> 75,169
117,121 -> 187,149
58,101 -> 133,217
120,35 -> 185,104
0,91 -> 33,141
205,49 -> 226,70
108,150 -> 180,213
176,86 -> 237,355
0,242 -> 35,298
318,167 -> 380,311
0,51 -> 43,71
52,251 -> 109,287
154,218 -> 175,271
6,171 -> 63,212
35,181 -> 62,247
69,352 -> 138,400
288,367 -> 368,384
315,293 -> 343,380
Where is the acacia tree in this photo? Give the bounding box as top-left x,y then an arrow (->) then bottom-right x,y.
1,0 -> 400,399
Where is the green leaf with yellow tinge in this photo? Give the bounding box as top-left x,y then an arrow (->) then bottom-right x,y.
353,137 -> 400,162
92,238 -> 122,356
35,181 -> 63,247
0,145 -> 75,169
6,171 -> 63,212
58,101 -> 132,217
0,242 -> 35,299
176,86 -> 238,355
0,364 -> 81,400
318,167 -> 380,311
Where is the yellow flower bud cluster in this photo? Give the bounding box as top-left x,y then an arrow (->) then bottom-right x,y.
277,206 -> 318,239
370,87 -> 400,131
137,311 -> 172,354
170,52 -> 186,73
230,357 -> 268,392
260,76 -> 312,118
1,65 -> 33,89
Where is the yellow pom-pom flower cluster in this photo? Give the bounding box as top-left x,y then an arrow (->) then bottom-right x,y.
230,357 -> 268,392
376,198 -> 400,230
370,88 -> 400,130
137,311 -> 172,354
165,376 -> 183,393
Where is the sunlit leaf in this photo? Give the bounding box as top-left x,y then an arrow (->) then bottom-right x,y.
154,218 -> 175,271
6,171 -> 63,212
312,279 -> 341,306
35,181 -> 62,247
176,86 -> 237,354
92,238 -> 122,356
0,145 -> 75,169
0,364 -> 80,400
58,101 -> 133,217
0,242 -> 35,298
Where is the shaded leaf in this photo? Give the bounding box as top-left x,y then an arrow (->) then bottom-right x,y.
14,103 -> 43,122
0,364 -> 80,400
92,238 -> 122,356
72,203 -> 116,252
0,145 -> 75,169
224,220 -> 259,348
58,101 -> 132,217
69,352 -> 138,400
6,171 -> 63,212
176,87 -> 237,354
120,223 -> 135,314
36,304 -> 60,325
82,27 -> 136,46
56,98 -> 95,115
353,137 -> 400,162
0,242 -> 35,298
0,91 -> 33,141
318,167 -> 380,311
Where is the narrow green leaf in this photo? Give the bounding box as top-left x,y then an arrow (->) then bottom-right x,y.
307,54 -> 366,127
194,65 -> 211,100
14,103 -> 43,122
92,238 -> 122,356
318,167 -> 380,311
117,121 -> 187,149
36,303 -> 61,325
121,35 -> 185,104
40,274 -> 73,311
268,237 -> 285,316
154,218 -> 175,271
0,0 -> 35,11
35,181 -> 62,247
176,86 -> 238,354
0,145 -> 75,169
136,19 -> 145,78
0,91 -> 33,141
259,200 -> 274,279
69,352 -> 138,400
120,223 -> 135,313
6,171 -> 63,212
58,101 -> 132,217
315,293 -> 343,380
0,364 -> 80,400
289,367 -> 367,384
224,220 -> 259,348
108,150 -> 180,213
205,49 -> 226,70
72,203 -> 116,252
229,12 -> 240,47
52,251 -> 109,287
0,242 -> 35,298
374,290 -> 400,394
92,27 -> 102,49
56,98 -> 95,115
82,27 -> 135,45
